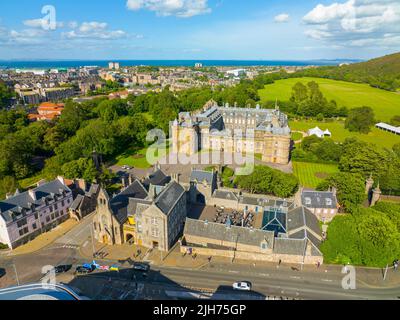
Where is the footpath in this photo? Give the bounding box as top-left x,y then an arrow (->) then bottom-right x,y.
79,240 -> 400,290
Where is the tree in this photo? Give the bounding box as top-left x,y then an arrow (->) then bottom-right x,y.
62,158 -> 98,182
345,106 -> 375,133
390,115 -> 400,127
393,143 -> 400,158
0,176 -> 19,200
321,207 -> 400,267
234,166 -> 299,198
356,209 -> 400,267
317,172 -> 365,208
0,82 -> 13,109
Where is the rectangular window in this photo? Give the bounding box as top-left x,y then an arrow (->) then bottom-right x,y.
46,216 -> 50,223
32,223 -> 37,230
54,203 -> 58,210
51,213 -> 55,220
55,212 -> 60,218
34,213 -> 38,219
61,200 -> 65,207
151,228 -> 159,238
17,219 -> 28,228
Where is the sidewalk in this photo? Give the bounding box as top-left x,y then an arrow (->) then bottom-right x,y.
79,240 -> 400,289
80,240 -> 148,265
2,219 -> 78,256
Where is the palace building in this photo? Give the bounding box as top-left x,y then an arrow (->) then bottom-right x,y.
171,100 -> 292,164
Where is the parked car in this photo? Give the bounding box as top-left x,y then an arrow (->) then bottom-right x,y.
75,266 -> 93,275
0,268 -> 5,278
232,281 -> 252,291
110,265 -> 120,272
54,265 -> 72,274
133,263 -> 150,272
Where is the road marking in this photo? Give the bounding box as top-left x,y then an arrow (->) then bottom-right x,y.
322,279 -> 333,282
290,276 -> 301,280
83,241 -> 89,248
228,270 -> 239,274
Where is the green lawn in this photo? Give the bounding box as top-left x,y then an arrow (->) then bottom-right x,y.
116,141 -> 170,169
259,77 -> 400,122
289,120 -> 400,149
293,161 -> 339,189
291,132 -> 303,142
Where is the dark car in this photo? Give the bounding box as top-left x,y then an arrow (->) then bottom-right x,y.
75,266 -> 93,275
54,265 -> 72,274
133,263 -> 150,272
0,268 -> 5,278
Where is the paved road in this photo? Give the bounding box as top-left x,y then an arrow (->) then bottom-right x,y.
54,214 -> 94,247
1,217 -> 400,300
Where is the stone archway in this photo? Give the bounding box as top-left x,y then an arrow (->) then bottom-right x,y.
126,233 -> 135,244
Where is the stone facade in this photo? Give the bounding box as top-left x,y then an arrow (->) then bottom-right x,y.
0,177 -> 73,249
92,173 -> 187,252
171,100 -> 291,164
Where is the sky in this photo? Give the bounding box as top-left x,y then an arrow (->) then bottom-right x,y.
0,0 -> 399,60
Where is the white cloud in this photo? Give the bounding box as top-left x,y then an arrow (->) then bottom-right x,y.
23,19 -> 64,29
126,0 -> 211,18
63,21 -> 127,40
274,13 -> 290,23
303,0 -> 400,48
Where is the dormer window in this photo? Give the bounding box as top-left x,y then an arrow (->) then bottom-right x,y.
305,197 -> 312,206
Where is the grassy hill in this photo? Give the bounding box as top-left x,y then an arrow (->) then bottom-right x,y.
297,52 -> 400,91
259,77 -> 400,122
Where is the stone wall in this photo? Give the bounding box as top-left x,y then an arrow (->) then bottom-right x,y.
180,244 -> 323,265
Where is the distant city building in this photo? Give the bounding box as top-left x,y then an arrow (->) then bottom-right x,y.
19,91 -> 41,105
0,177 -> 73,249
28,102 -> 65,122
171,100 -> 292,164
41,87 -> 75,102
108,62 -> 120,70
226,69 -> 246,77
194,63 -> 203,68
307,127 -> 332,138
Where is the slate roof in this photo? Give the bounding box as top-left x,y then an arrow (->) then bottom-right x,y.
109,180 -> 149,224
213,190 -> 239,201
155,181 -> 186,215
0,179 -> 71,223
143,170 -> 171,189
287,206 -> 321,237
70,195 -> 84,211
184,218 -> 275,247
301,191 -> 337,209
273,238 -> 308,256
190,170 -> 216,185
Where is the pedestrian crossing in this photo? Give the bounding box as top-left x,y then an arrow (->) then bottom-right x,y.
46,244 -> 80,251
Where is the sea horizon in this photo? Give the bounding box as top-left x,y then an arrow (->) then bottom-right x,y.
0,59 -> 362,69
